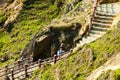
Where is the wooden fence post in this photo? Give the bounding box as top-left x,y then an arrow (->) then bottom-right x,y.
89,16 -> 93,32
24,64 -> 28,78
4,65 -> 10,80
18,60 -> 21,70
11,69 -> 14,80
38,59 -> 42,68
5,65 -> 8,76
54,55 -> 57,64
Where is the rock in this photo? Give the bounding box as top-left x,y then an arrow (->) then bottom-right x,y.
21,23 -> 83,61
33,34 -> 53,60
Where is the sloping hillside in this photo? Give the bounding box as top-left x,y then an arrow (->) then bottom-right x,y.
0,0 -> 89,66
30,25 -> 120,80
0,0 -> 64,65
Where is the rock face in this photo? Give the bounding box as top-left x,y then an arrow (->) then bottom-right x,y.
21,23 -> 82,61
33,34 -> 54,60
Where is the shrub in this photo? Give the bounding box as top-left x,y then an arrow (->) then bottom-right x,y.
114,69 -> 120,80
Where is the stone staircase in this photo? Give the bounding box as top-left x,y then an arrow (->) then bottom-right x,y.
74,4 -> 115,50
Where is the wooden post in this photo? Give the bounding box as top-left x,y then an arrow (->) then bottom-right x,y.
93,0 -> 98,18
54,55 -> 57,64
89,17 -> 93,32
30,54 -> 33,64
18,60 -> 20,70
38,59 -> 42,68
11,69 -> 14,80
93,6 -> 97,18
5,65 -> 8,76
24,64 -> 28,78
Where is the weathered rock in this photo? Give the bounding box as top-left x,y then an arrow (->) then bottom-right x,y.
33,34 -> 54,60
20,22 -> 87,61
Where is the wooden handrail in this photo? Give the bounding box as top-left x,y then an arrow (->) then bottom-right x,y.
89,0 -> 99,32
0,50 -> 71,79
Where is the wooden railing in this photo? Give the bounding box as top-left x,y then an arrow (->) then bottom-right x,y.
0,51 -> 70,80
89,0 -> 99,32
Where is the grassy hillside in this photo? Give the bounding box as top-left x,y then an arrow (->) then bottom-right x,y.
30,27 -> 120,80
0,0 -> 63,65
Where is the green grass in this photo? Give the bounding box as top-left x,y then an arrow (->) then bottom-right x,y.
30,27 -> 120,80
0,10 -> 7,27
114,69 -> 120,80
0,0 -> 62,66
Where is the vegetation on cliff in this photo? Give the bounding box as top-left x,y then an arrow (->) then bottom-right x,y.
0,0 -> 64,66
30,26 -> 120,80
0,0 -> 86,66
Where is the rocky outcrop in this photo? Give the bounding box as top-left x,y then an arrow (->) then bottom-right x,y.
21,22 -> 83,61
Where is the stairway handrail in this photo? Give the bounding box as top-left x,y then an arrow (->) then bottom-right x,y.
0,51 -> 70,79
89,0 -> 99,32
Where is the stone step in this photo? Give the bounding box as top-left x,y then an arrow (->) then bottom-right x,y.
95,14 -> 114,20
89,33 -> 103,37
91,26 -> 108,32
94,16 -> 113,21
90,30 -> 106,34
95,10 -> 115,16
92,19 -> 112,24
79,37 -> 97,46
95,12 -> 115,17
96,5 -> 116,15
76,31 -> 106,50
82,37 -> 96,42
92,22 -> 111,28
79,34 -> 101,43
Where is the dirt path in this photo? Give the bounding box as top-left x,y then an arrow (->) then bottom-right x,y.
87,53 -> 120,80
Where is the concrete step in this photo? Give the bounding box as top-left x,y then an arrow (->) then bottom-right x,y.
79,34 -> 101,43
94,16 -> 113,21
96,5 -> 116,15
91,26 -> 108,32
95,11 -> 115,17
92,19 -> 112,24
90,30 -> 106,34
78,37 -> 97,46
92,22 -> 111,28
89,33 -> 102,38
82,37 -> 95,42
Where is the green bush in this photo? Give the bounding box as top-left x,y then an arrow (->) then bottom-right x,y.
114,69 -> 120,80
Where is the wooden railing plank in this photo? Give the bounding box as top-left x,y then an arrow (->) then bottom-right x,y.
0,49 -> 72,80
